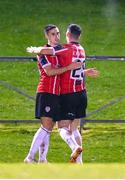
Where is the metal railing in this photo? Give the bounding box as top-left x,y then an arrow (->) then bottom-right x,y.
0,55 -> 125,61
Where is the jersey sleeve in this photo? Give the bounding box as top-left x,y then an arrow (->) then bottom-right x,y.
37,55 -> 51,68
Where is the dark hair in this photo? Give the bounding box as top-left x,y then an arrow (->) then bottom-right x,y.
44,24 -> 57,34
67,24 -> 82,39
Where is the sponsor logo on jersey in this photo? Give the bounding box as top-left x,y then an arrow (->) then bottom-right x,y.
45,106 -> 51,112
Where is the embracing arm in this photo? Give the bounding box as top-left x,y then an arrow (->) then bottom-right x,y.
26,46 -> 55,55
44,62 -> 83,76
26,46 -> 69,55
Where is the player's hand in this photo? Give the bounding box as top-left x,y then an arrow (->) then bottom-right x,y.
26,46 -> 42,54
67,62 -> 83,70
85,68 -> 100,77
26,46 -> 35,53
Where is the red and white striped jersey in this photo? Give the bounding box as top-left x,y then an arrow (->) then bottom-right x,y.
56,42 -> 86,94
36,45 -> 61,95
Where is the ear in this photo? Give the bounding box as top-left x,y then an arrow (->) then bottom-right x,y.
45,33 -> 48,40
66,31 -> 70,38
78,34 -> 81,39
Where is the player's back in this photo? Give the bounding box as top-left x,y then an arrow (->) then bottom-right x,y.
58,42 -> 86,94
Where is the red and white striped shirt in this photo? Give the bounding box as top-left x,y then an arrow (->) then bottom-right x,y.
56,42 -> 86,94
36,45 -> 60,95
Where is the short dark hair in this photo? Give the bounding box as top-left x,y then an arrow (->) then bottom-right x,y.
44,24 -> 57,34
67,24 -> 82,39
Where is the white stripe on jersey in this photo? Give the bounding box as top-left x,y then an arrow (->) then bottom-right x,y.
37,55 -> 51,68
53,56 -> 58,94
38,54 -> 51,64
43,55 -> 51,68
73,79 -> 76,93
42,63 -> 51,68
53,75 -> 57,94
55,48 -> 69,55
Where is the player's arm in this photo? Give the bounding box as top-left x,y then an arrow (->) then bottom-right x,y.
26,46 -> 55,55
26,46 -> 70,55
44,62 -> 83,76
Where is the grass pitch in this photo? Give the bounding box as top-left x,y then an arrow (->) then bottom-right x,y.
0,163 -> 125,179
0,0 -> 125,56
1,60 -> 125,120
0,124 -> 125,164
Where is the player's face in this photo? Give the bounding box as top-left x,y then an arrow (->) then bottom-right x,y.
46,27 -> 60,46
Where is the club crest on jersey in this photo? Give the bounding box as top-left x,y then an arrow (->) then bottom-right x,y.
45,106 -> 51,112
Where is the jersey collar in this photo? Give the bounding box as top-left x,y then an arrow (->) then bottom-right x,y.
70,41 -> 79,45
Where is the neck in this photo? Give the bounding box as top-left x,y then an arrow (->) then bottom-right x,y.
47,41 -> 55,47
68,38 -> 79,44
48,40 -> 59,47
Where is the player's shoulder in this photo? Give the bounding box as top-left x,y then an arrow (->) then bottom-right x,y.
63,43 -> 81,49
62,43 -> 71,48
73,43 -> 84,49
79,43 -> 84,49
54,44 -> 63,51
62,43 -> 75,52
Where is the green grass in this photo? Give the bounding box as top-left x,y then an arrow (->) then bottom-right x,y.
0,0 -> 125,56
1,163 -> 125,178
1,60 -> 125,120
86,60 -> 125,119
0,123 -> 125,163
